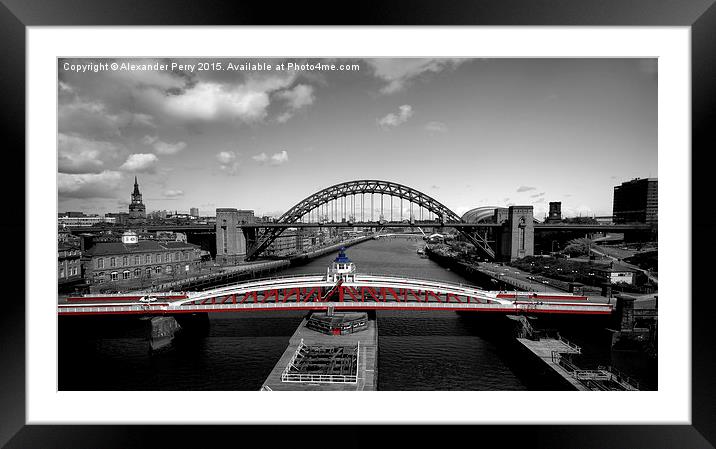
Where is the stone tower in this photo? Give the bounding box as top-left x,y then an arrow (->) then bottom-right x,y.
216,208 -> 247,265
546,201 -> 562,223
496,205 -> 534,261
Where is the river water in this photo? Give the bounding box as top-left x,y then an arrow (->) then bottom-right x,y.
59,237 -> 655,391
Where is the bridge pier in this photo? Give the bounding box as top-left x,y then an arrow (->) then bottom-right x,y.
216,208 -> 247,265
261,311 -> 378,391
148,316 -> 181,351
608,295 -> 651,352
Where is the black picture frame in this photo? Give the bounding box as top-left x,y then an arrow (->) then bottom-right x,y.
3,1 -> 714,447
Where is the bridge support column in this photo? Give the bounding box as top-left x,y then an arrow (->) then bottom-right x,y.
216,208 -> 247,265
149,316 -> 181,351
615,294 -> 636,331
495,206 -> 534,261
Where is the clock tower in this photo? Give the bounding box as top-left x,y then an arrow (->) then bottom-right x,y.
128,176 -> 146,221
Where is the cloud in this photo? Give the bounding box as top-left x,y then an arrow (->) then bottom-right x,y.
163,189 -> 184,198
252,153 -> 268,163
274,84 -> 315,123
58,133 -> 122,174
158,82 -> 271,123
142,136 -> 187,155
141,135 -> 158,145
530,192 -> 546,198
58,171 -> 124,199
58,81 -> 74,93
149,73 -> 300,125
275,84 -> 315,109
425,121 -> 448,135
58,100 -> 123,138
365,59 -> 466,94
253,150 -> 289,166
216,150 -> 240,174
59,98 -> 157,140
119,153 -> 159,173
516,186 -> 536,192
378,105 -> 413,129
270,150 -> 289,165
58,59 -> 312,135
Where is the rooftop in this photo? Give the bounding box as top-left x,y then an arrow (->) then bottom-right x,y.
85,240 -> 199,256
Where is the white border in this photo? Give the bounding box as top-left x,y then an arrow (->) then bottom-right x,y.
28,27 -> 690,424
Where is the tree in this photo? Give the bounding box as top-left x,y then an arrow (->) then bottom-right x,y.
562,238 -> 593,257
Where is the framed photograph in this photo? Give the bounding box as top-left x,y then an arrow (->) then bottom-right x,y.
5,0 -> 715,447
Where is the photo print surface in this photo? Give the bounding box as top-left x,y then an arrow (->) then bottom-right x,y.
57,58 -> 658,391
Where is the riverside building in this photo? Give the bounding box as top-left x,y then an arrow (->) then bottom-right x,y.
83,230 -> 203,291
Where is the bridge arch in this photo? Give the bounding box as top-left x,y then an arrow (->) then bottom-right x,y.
246,180 -> 494,260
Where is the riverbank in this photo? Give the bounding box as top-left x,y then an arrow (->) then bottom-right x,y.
424,244 -> 539,292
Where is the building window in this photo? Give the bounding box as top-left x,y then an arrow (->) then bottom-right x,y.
185,264 -> 189,272
184,252 -> 189,260
110,257 -> 116,267
123,256 -> 128,266
155,266 -> 161,274
145,267 -> 152,277
97,258 -> 104,269
134,268 -> 141,277
123,270 -> 130,280
135,255 -> 141,265
165,254 -> 170,262
166,265 -> 173,274
145,254 -> 151,264
111,272 -> 118,281
59,269 -> 65,278
156,254 -> 161,263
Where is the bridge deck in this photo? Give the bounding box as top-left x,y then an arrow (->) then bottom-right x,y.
261,316 -> 377,391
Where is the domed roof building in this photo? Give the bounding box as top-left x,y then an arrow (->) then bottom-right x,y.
462,206 -> 542,224
461,206 -> 503,224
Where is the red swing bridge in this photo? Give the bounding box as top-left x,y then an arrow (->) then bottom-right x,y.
58,248 -> 612,317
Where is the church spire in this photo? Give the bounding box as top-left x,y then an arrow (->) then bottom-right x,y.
128,175 -> 146,221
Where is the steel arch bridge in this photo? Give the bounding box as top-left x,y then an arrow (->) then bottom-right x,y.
245,180 -> 494,261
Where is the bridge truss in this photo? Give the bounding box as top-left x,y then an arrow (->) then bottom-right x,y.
59,274 -> 613,316
246,180 -> 495,260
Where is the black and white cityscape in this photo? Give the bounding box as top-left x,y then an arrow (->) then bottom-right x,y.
58,58 -> 658,391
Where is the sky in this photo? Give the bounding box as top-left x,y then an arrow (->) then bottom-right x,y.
57,58 -> 657,219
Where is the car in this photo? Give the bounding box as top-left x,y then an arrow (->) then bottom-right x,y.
139,295 -> 157,303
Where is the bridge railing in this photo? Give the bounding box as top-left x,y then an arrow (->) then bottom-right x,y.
178,271 -> 488,296
280,340 -> 360,384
